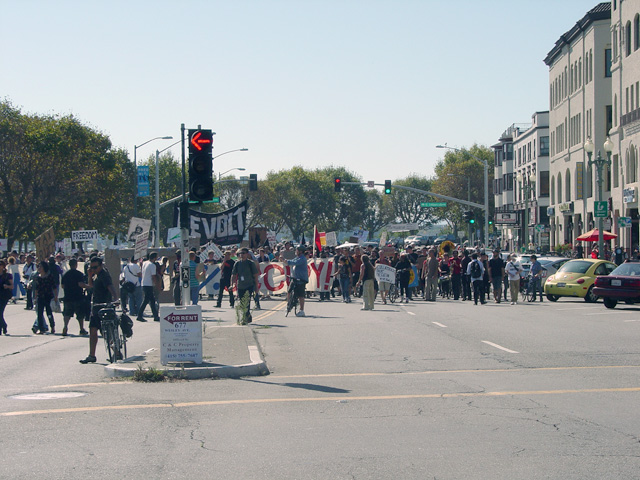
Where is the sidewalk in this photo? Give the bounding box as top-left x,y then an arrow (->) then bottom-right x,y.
105,298 -> 280,379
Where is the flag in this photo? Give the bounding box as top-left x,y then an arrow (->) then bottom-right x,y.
313,225 -> 322,257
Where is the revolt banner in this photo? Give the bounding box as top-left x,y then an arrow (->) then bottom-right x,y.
175,200 -> 248,246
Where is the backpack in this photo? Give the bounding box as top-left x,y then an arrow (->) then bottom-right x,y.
470,260 -> 482,278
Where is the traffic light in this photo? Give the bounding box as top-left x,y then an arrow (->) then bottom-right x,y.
464,210 -> 475,224
188,129 -> 214,202
384,180 -> 392,194
334,177 -> 342,192
249,174 -> 258,191
488,217 -> 493,225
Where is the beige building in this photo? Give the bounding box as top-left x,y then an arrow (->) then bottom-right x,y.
609,0 -> 640,256
544,2 -> 612,252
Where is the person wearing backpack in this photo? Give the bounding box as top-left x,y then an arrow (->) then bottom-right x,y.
466,253 -> 486,305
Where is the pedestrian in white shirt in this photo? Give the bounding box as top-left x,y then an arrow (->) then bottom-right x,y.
505,254 -> 523,305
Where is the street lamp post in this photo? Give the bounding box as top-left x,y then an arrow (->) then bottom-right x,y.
218,166 -> 246,180
584,137 -> 613,259
134,135 -> 173,218
447,173 -> 471,242
516,172 -> 536,251
437,145 -> 489,248
215,149 -> 248,180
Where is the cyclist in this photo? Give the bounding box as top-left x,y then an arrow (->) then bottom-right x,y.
287,246 -> 309,317
80,256 -> 118,364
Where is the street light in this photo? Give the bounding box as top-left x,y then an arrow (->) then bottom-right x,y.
437,145 -> 490,247
134,135 -> 173,217
447,173 -> 471,242
516,171 -> 536,251
153,138 -> 183,247
215,149 -> 248,179
584,136 -> 613,259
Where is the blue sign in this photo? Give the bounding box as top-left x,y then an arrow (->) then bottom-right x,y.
137,166 -> 150,197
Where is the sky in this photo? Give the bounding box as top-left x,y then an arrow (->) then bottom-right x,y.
1,0 -> 604,184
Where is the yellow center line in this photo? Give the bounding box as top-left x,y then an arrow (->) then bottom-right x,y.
3,387 -> 640,417
253,301 -> 286,322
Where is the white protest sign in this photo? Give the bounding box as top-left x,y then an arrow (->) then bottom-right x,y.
134,231 -> 149,260
127,217 -> 152,243
325,231 -> 338,247
375,264 -> 396,284
267,231 -> 277,248
63,238 -> 72,257
72,230 -> 98,242
199,242 -> 223,262
379,231 -> 388,247
167,227 -> 181,245
160,305 -> 202,365
352,229 -> 368,244
0,239 -> 7,252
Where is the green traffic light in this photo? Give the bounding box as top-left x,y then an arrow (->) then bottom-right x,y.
470,219 -> 475,224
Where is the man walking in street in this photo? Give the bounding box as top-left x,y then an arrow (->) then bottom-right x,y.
449,250 -> 462,300
529,254 -> 544,302
137,253 -> 160,322
61,258 -> 89,336
488,249 -> 505,303
231,248 -> 259,324
461,250 -> 472,301
424,249 -> 439,302
505,254 -> 523,304
287,246 -> 310,316
216,250 -> 235,308
467,252 -> 486,305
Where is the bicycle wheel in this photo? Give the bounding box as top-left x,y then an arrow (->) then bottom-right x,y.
388,284 -> 398,303
119,330 -> 127,361
103,324 -> 116,363
525,284 -> 535,302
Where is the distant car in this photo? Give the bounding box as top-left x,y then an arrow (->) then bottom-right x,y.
593,261 -> 640,309
404,235 -> 430,247
544,259 -> 618,302
538,258 -> 570,284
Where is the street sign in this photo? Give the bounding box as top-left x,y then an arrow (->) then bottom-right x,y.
137,166 -> 150,197
594,201 -> 608,218
421,202 -> 447,207
618,216 -> 632,228
367,181 -> 375,188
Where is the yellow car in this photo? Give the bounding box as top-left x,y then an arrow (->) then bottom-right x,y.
543,259 -> 617,302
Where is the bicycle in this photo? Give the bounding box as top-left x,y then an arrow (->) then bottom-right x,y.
285,275 -> 300,317
94,302 -> 127,363
523,274 -> 540,303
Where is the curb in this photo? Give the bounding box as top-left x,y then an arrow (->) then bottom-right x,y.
103,345 -> 270,379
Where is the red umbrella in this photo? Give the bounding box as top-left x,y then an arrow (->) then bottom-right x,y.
576,228 -> 618,242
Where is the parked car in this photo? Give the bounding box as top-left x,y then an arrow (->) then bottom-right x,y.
404,235 -> 431,247
593,261 -> 640,309
544,259 -> 618,302
538,257 -> 570,284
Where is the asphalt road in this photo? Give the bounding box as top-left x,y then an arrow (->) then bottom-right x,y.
1,294 -> 640,479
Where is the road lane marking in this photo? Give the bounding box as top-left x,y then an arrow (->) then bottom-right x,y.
253,301 -> 286,322
556,307 -> 596,311
4,387 -> 640,417
585,311 -> 637,316
432,322 -> 447,328
481,341 -> 519,353
406,311 -> 416,316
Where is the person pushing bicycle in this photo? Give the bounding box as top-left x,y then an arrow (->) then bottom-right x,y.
80,256 -> 118,364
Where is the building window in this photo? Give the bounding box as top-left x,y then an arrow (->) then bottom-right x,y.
626,21 -> 632,56
606,105 -> 613,136
540,136 -> 549,156
614,94 -> 618,126
539,171 -> 549,197
551,176 -> 555,204
605,48 -> 612,77
613,26 -> 618,59
614,154 -> 619,188
587,165 -> 593,198
635,14 -> 640,51
565,169 -> 571,202
558,173 -> 563,203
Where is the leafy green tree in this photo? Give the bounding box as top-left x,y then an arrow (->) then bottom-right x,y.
432,144 -> 494,239
0,100 -> 134,247
362,190 -> 393,239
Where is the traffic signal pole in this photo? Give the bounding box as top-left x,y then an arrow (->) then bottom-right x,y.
179,123 -> 190,306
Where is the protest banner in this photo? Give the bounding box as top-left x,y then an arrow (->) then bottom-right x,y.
175,200 -> 248,246
35,227 -> 55,261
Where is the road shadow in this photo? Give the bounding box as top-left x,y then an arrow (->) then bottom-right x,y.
242,378 -> 350,394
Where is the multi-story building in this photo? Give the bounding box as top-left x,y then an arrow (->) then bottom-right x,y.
609,0 -> 640,256
544,2 -> 612,251
492,125 -> 517,250
513,112 -> 551,251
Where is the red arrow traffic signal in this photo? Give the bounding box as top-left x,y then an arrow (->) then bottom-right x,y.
190,130 -> 213,151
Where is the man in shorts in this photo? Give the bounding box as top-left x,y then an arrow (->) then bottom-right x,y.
61,258 -> 89,336
80,257 -> 118,364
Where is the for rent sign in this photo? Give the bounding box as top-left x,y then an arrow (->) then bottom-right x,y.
160,305 -> 203,365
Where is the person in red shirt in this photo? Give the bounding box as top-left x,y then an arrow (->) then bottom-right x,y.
448,250 -> 462,300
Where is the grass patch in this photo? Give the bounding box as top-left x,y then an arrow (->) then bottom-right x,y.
132,365 -> 167,382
